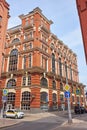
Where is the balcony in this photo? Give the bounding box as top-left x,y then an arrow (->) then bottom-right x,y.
23,24 -> 33,30
23,37 -> 34,43
41,25 -> 50,34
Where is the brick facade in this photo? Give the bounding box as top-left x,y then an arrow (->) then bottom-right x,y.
0,6 -> 85,112
0,0 -> 9,107
76,0 -> 87,63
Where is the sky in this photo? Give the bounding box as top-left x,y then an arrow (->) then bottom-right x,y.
6,0 -> 87,89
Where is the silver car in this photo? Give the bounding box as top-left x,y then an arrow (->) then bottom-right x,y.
4,109 -> 24,119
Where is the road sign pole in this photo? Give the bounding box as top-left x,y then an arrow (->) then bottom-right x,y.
2,89 -> 8,118
65,76 -> 72,124
67,97 -> 72,124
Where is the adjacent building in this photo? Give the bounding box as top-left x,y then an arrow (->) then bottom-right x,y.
76,0 -> 87,63
0,7 -> 85,112
0,0 -> 9,107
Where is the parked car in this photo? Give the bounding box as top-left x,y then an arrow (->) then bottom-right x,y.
85,107 -> 87,113
4,109 -> 24,119
74,105 -> 85,114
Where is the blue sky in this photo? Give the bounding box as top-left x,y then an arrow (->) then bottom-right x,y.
6,0 -> 87,88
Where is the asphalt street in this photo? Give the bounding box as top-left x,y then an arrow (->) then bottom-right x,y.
1,111 -> 87,130
0,122 -> 60,130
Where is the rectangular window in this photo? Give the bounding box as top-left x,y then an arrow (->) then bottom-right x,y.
22,76 -> 26,86
29,32 -> 33,38
29,54 -> 31,68
42,45 -> 47,52
23,55 -> 26,69
65,63 -> 68,80
70,66 -> 72,81
59,60 -> 62,77
27,76 -> 31,86
24,44 -> 26,50
42,56 -> 47,71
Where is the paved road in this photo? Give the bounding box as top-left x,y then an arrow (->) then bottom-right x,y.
0,115 -> 66,130
1,111 -> 87,130
0,122 -> 60,130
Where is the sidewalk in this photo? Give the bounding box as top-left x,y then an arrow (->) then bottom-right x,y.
60,118 -> 87,129
0,118 -> 20,128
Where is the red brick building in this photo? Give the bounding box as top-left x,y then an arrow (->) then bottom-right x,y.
0,0 -> 9,107
0,7 -> 85,112
76,0 -> 87,63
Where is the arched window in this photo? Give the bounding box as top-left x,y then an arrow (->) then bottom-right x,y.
53,93 -> 57,102
9,49 -> 18,71
60,94 -> 64,101
7,79 -> 16,88
41,77 -> 48,88
22,91 -> 30,101
52,93 -> 57,110
40,92 -> 48,110
7,92 -> 15,109
12,38 -> 20,44
52,80 -> 56,90
40,92 -> 48,103
60,82 -> 63,91
8,92 -> 15,102
21,91 -> 31,110
52,53 -> 55,73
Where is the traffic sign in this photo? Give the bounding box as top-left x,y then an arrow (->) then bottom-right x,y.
64,91 -> 70,98
64,84 -> 70,91
3,89 -> 8,96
